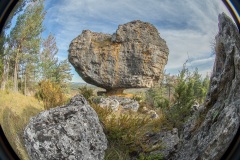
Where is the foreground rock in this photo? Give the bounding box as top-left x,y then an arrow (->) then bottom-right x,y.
69,20 -> 169,94
24,95 -> 107,160
146,128 -> 179,158
167,13 -> 240,160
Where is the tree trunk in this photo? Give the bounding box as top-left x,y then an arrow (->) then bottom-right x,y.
24,72 -> 27,95
14,61 -> 18,91
1,73 -> 6,90
14,50 -> 19,92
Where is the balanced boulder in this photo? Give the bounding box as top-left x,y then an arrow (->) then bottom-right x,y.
68,20 -> 169,94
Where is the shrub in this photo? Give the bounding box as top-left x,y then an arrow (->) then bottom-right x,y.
137,153 -> 163,160
78,85 -> 94,101
162,65 -> 210,130
35,80 -> 67,110
145,87 -> 169,110
91,104 -> 160,158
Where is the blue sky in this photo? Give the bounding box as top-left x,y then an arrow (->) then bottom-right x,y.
43,0 -> 231,82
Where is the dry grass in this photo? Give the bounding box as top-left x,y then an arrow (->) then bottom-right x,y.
91,103 -> 165,159
0,91 -> 44,160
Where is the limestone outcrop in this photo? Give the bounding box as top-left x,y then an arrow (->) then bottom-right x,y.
24,95 -> 107,160
68,20 -> 169,94
166,13 -> 240,160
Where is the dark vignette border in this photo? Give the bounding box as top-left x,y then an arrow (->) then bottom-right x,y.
0,0 -> 239,160
0,0 -> 20,159
222,0 -> 240,32
0,0 -> 19,34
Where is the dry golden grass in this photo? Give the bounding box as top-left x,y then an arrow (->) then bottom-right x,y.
0,91 -> 44,160
91,103 -> 165,159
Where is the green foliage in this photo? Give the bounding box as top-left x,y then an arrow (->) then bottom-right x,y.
39,34 -> 72,91
78,85 -> 94,101
163,64 -> 210,130
133,93 -> 145,103
39,34 -> 58,80
145,87 -> 169,109
104,142 -> 131,160
104,114 -> 149,144
1,0 -> 72,93
8,0 -> 45,92
173,65 -> 195,109
137,153 -> 163,160
35,80 -> 67,110
91,104 -> 161,158
52,59 -> 72,88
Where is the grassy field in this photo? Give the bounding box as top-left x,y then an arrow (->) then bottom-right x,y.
0,91 -> 44,160
0,87 -> 162,160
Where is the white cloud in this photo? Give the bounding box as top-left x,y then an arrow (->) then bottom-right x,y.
43,0 -> 232,82
187,56 -> 215,66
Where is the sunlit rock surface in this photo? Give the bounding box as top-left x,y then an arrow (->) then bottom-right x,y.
24,95 -> 107,160
68,20 -> 169,94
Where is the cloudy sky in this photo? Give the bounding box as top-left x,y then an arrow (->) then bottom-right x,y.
43,0 -> 231,82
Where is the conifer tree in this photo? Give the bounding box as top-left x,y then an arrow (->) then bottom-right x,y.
9,0 -> 45,93
39,34 -> 58,80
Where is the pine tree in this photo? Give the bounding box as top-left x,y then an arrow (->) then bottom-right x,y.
39,34 -> 58,80
53,59 -> 72,90
39,34 -> 72,91
9,0 -> 45,93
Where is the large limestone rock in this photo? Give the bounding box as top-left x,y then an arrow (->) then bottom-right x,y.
167,13 -> 240,160
69,20 -> 169,94
24,95 -> 107,160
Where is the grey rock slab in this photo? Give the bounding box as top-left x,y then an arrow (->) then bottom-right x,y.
24,95 -> 107,160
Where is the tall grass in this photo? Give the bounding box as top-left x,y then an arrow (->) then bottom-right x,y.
0,91 -> 44,160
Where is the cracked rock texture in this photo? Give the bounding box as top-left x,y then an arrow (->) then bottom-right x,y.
168,13 -> 240,160
24,95 -> 107,160
146,128 -> 179,158
68,20 -> 169,93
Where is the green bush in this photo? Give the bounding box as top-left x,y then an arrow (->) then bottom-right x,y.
145,87 -> 169,110
137,153 -> 163,160
78,85 -> 94,101
162,65 -> 210,130
35,80 -> 67,110
91,104 -> 159,158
